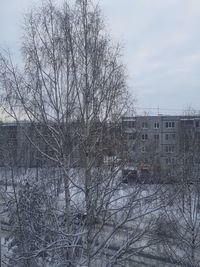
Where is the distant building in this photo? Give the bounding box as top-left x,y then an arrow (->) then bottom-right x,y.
0,116 -> 199,173
0,120 -> 122,168
122,115 -> 200,174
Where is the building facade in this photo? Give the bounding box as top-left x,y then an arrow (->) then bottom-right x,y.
0,116 -> 199,172
122,115 -> 200,174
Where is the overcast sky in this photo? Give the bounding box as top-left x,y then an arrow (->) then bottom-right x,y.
1,0 -> 200,115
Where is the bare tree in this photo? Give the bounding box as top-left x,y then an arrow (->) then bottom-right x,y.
0,1 -> 165,266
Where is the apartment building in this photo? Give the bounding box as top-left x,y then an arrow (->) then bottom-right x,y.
0,116 -> 199,171
0,120 -> 122,168
0,121 -> 55,167
122,115 -> 200,172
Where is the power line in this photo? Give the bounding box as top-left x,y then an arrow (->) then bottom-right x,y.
135,107 -> 191,112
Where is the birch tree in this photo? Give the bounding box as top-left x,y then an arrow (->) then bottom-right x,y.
0,0 -> 163,266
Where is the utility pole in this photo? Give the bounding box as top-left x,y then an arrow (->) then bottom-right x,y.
0,211 -> 1,267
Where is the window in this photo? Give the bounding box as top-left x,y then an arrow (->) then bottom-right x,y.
171,133 -> 176,140
154,122 -> 159,129
141,146 -> 146,153
165,133 -> 175,140
166,157 -> 175,165
166,158 -> 172,164
196,132 -> 200,140
142,122 -> 148,129
196,121 -> 199,128
165,145 -> 175,153
154,134 -> 159,140
185,120 -> 193,127
142,134 -> 148,140
122,120 -> 135,128
166,121 -> 175,128
128,133 -> 135,140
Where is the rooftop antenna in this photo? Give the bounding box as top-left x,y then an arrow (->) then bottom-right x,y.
157,106 -> 160,115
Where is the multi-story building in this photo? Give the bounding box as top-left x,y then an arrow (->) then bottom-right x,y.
122,115 -> 200,174
0,120 -> 123,168
0,116 -> 199,173
0,121 -> 57,167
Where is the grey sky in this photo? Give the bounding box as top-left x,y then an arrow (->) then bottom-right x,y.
1,0 -> 200,115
